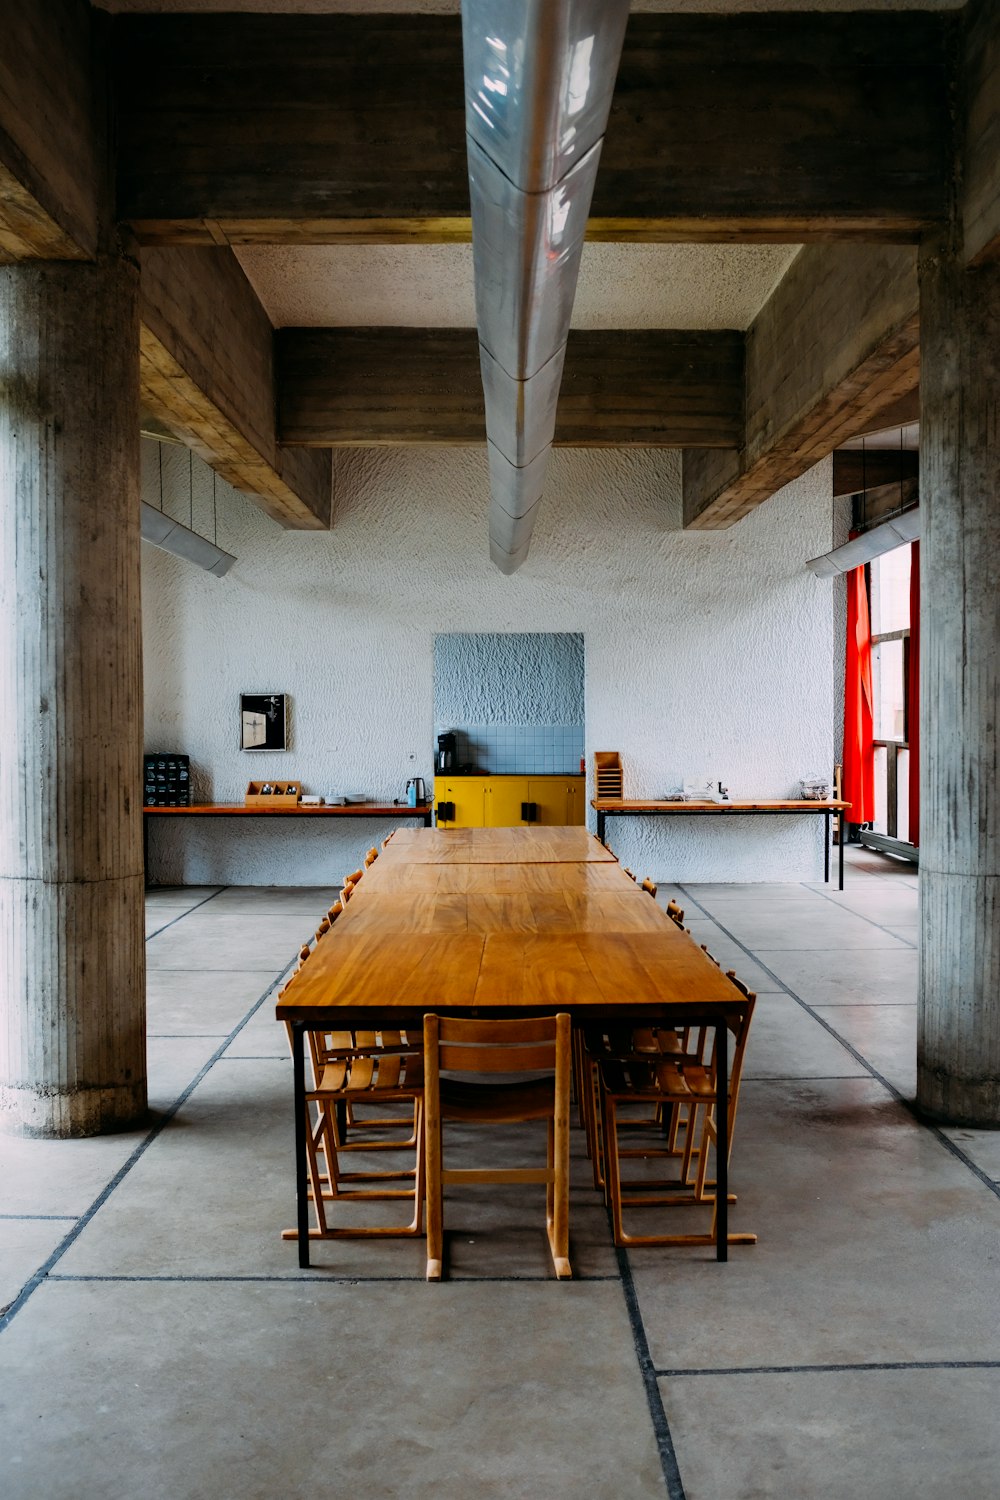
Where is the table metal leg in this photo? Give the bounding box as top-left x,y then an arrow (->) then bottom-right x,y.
839,820 -> 845,890
292,1020 -> 310,1268
716,1018 -> 728,1262
824,811 -> 830,883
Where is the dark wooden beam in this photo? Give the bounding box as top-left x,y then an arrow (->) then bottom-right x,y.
963,0 -> 1000,266
683,245 -> 920,529
833,449 -> 919,499
0,0 -> 105,260
140,248 -> 331,529
115,12 -> 952,247
276,328 -> 744,449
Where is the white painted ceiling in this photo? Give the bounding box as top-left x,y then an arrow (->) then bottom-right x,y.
237,243 -> 801,331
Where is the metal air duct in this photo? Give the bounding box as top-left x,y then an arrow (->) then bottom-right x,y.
461,0 -> 631,573
805,507 -> 920,578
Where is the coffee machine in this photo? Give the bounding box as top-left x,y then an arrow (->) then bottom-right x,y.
436,732 -> 457,774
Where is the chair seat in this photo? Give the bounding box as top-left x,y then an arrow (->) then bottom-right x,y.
438,1074 -> 556,1122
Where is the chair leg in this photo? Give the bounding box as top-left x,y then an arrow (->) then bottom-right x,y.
425,1092 -> 443,1281
549,1070 -> 571,1279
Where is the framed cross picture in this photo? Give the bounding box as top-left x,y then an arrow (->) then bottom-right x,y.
240,693 -> 287,752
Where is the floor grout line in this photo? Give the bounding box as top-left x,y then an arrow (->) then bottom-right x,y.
0,1214 -> 79,1222
656,1359 -> 1000,1377
615,1245 -> 687,1499
676,885 -> 1000,1206
46,1271 -> 621,1285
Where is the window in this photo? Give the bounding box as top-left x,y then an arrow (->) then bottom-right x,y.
869,546 -> 912,841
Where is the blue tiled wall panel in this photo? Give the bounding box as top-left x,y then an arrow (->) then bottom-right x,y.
437,724 -> 585,775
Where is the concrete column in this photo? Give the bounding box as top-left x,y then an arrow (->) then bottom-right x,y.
0,253 -> 146,1136
916,232 -> 1000,1125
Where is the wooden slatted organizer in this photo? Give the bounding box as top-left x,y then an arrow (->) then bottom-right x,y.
594,751 -> 623,803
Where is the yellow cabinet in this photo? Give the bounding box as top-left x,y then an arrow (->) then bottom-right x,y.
527,779 -> 586,826
434,778 -> 488,827
484,778 -> 531,827
435,775 -> 585,828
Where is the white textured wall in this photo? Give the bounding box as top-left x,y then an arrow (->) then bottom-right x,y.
141,440 -> 834,884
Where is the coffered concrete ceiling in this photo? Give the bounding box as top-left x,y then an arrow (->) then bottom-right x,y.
235,243 -> 802,331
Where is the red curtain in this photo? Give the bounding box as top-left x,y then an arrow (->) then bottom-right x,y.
908,541 -> 920,845
843,564 -> 875,824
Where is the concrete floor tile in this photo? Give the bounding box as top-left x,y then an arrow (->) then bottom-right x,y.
675,922 -> 785,994
209,886 -> 340,915
752,946 -> 917,1006
144,887 -> 223,908
682,882 -> 818,901
54,1060 -> 301,1280
662,1367 -> 1000,1500
0,1129 -> 147,1218
813,1004 -> 917,1096
742,994 -> 868,1080
146,1036 -> 229,1114
0,1218 -> 72,1312
0,1280 -> 664,1500
942,1127 -> 1000,1183
146,968 -> 278,1037
629,1078 -> 1000,1369
704,906 -> 908,952
145,913 -> 307,971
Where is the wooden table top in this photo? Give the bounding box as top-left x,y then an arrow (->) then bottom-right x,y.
277,926 -> 740,1023
359,859 -> 637,895
591,798 -> 850,813
380,826 -> 616,863
337,890 -> 668,937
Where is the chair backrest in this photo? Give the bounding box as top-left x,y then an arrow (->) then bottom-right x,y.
365,847 -> 378,867
327,900 -> 343,922
315,917 -> 330,941
340,881 -> 355,904
666,899 -> 685,927
622,867 -> 637,882
381,832 -> 395,849
424,1013 -> 569,1076
641,877 -> 657,898
345,868 -> 364,886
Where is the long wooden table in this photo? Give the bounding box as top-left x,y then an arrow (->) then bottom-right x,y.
276,826 -> 750,1268
592,797 -> 851,889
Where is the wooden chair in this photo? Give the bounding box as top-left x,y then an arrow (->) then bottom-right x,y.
666,899 -> 685,928
282,1032 -> 425,1243
381,832 -> 395,850
641,877 -> 658,898
340,867 -> 364,904
423,1013 -> 572,1282
365,846 -> 378,867
597,982 -> 757,1249
623,867 -> 637,882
